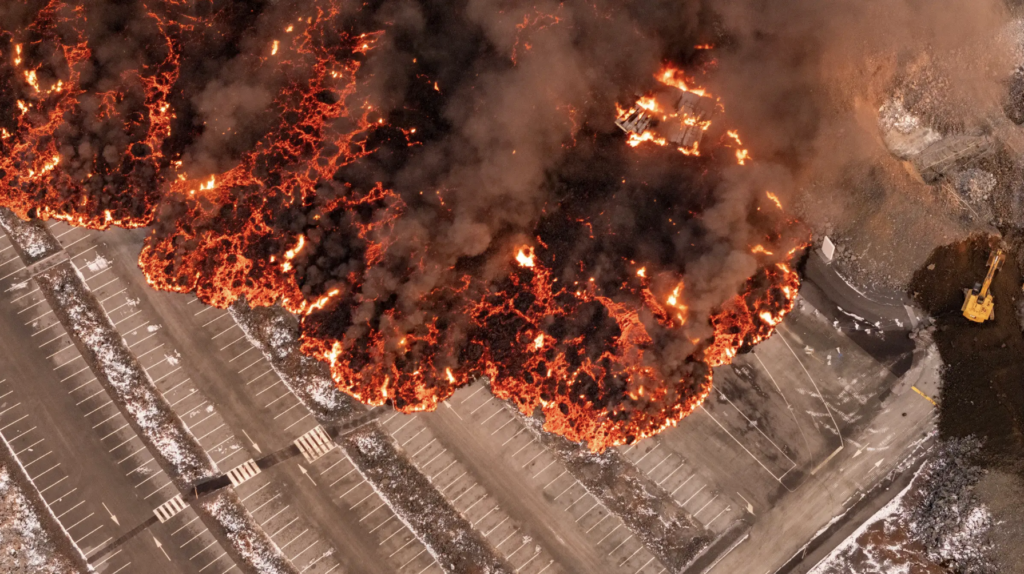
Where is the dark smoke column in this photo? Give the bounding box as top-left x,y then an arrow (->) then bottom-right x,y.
0,0 -> 804,451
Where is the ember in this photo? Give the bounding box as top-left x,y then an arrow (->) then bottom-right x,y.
0,0 -> 804,450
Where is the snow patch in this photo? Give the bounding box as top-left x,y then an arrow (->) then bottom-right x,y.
42,265 -> 215,484
809,478 -> 917,574
0,465 -> 82,574
83,255 -> 109,274
203,492 -> 292,574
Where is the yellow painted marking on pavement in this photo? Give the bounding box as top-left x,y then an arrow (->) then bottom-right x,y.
911,386 -> 936,406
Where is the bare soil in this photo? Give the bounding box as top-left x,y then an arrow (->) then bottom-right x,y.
908,234 -> 1024,474
907,234 -> 1024,573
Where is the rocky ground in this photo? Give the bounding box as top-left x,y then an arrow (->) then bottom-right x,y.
788,13 -> 1024,571
811,439 -> 998,574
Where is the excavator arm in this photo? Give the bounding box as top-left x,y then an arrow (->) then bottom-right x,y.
978,250 -> 1004,299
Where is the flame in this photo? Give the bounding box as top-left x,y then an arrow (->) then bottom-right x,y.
678,141 -> 700,156
657,66 -> 706,97
26,155 -> 61,179
25,70 -> 40,92
704,263 -> 801,368
665,283 -> 688,324
617,64 -> 712,156
516,247 -> 537,268
188,175 -> 217,195
723,130 -> 750,165
533,333 -> 545,350
766,191 -> 783,210
636,95 -> 659,112
285,235 -> 305,260
0,5 -> 803,452
628,131 -> 669,148
303,288 -> 340,314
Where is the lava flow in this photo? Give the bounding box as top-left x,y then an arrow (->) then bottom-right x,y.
1,0 -> 805,451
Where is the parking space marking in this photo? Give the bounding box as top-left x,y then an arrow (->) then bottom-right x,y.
380,414 -> 565,573
434,383 -> 672,572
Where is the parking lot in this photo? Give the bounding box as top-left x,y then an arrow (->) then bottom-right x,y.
1,216 -> 937,574
228,472 -> 344,574
40,221 -> 687,574
411,383 -> 672,574
309,445 -> 443,574
380,410 -> 561,574
49,223 -> 453,574
185,300 -> 319,445
647,298 -> 904,526
0,377 -> 129,572
0,230 -> 239,573
617,434 -> 743,535
48,223 -> 252,473
46,224 -> 368,569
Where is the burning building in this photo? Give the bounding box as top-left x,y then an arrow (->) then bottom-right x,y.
0,0 -> 803,451
616,85 -> 717,154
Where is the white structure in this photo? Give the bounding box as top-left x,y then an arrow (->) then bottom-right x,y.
821,236 -> 836,263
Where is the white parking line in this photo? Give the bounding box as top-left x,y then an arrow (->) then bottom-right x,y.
55,500 -> 88,525
697,405 -> 789,488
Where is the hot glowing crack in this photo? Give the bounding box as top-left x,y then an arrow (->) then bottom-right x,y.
0,0 -> 802,451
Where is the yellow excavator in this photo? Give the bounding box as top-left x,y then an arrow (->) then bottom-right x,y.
962,248 -> 1004,322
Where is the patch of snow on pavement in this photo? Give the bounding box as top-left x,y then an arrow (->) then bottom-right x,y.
0,465 -> 80,574
809,479 -> 917,574
203,492 -> 292,574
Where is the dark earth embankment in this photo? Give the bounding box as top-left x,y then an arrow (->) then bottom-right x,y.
908,234 -> 1024,475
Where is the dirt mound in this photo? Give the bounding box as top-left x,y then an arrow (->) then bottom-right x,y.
909,234 -> 1024,474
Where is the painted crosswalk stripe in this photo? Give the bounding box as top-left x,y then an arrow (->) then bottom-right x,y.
226,459 -> 261,487
153,494 -> 187,523
294,426 -> 335,464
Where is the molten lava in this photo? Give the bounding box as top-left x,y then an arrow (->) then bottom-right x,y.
0,0 -> 804,451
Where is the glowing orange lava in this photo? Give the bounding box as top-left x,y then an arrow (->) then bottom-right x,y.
0,2 -> 803,451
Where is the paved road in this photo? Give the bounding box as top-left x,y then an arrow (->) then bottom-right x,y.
803,252 -> 918,376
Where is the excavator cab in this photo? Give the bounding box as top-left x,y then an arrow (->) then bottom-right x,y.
962,248 -> 1004,322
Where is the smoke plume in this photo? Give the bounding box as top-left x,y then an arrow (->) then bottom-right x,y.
707,0 -> 1014,237
7,0 -> 946,449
